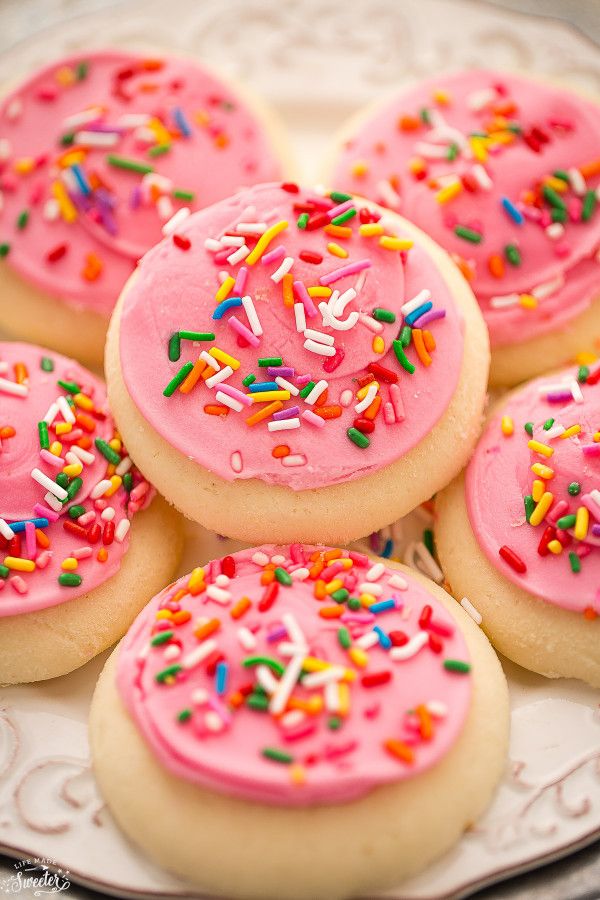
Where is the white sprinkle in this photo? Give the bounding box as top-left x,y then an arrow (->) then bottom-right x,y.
163,644 -> 181,661
281,454 -> 307,467
280,710 -> 306,729
157,195 -> 173,221
192,688 -> 209,706
282,612 -> 307,649
101,507 -> 115,521
388,573 -> 409,591
204,238 -> 222,252
204,711 -> 224,733
227,244 -> 250,266
0,378 -> 27,398
468,87 -> 497,111
115,455 -> 133,476
570,379 -> 584,404
236,222 -> 267,235
62,107 -> 104,129
376,179 -> 402,208
401,289 -> 431,317
471,163 -> 493,191
115,519 -> 131,543
358,314 -> 384,334
238,627 -> 257,651
546,222 -> 564,240
43,199 -> 60,222
275,376 -> 299,396
355,630 -> 380,650
426,700 -> 448,718
303,666 -> 346,688
252,551 -> 270,566
205,366 -> 234,389
271,256 -> 294,283
490,293 -> 519,309
68,444 -> 95,465
75,130 -> 119,147
161,206 -> 190,237
303,379 -> 328,405
294,302 -> 307,332
304,339 -> 336,357
200,351 -> 220,371
414,142 -> 449,159
390,631 -> 429,661
366,562 -> 385,582
568,167 -> 586,196
256,664 -> 279,694
545,424 -> 566,440
325,681 -> 341,713
221,235 -> 245,247
304,328 -> 334,346
57,395 -> 75,424
268,417 -> 300,432
0,519 -> 15,540
6,98 -> 23,121
241,296 -> 263,336
460,597 -> 482,625
532,275 -> 565,300
340,389 -> 353,407
206,585 -> 231,605
355,383 -> 378,414
118,113 -> 151,128
230,451 -> 243,474
215,574 -> 230,587
91,479 -> 112,499
216,390 -> 243,413
359,581 -> 383,596
270,654 -> 305,715
44,492 -> 63,512
291,567 -> 310,581
31,468 -> 67,500
0,139 -> 11,161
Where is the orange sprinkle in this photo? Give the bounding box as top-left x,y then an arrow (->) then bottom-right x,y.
319,606 -> 345,619
261,569 -> 275,585
179,358 -> 207,394
423,330 -> 436,353
324,549 -> 343,562
324,224 -> 352,239
398,114 -> 421,131
309,560 -> 325,579
172,610 -> 192,626
272,444 -> 290,458
246,400 -> 284,426
416,704 -> 434,740
384,739 -> 415,764
76,436 -> 92,450
194,618 -> 221,641
314,388 -> 328,408
314,579 -> 327,600
363,395 -> 382,421
230,596 -> 252,619
314,404 -> 342,420
584,606 -> 598,621
412,329 -> 432,366
76,413 -> 96,433
14,363 -> 28,384
228,691 -> 246,709
0,426 -> 16,439
288,696 -> 323,715
97,548 -> 108,563
488,253 -> 505,278
282,273 -> 294,308
204,404 -> 230,417
578,157 -> 600,179
82,252 -> 103,281
171,589 -> 188,603
35,528 -> 50,549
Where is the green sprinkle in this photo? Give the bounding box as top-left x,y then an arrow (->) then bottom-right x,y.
578,366 -> 590,383
542,184 -> 566,212
423,528 -> 434,556
58,573 -> 82,587
505,243 -> 521,266
123,472 -> 134,492
347,596 -> 361,611
243,656 -> 286,676
543,418 -> 554,431
95,438 -> 121,465
16,210 -> 29,230
179,331 -> 215,342
40,356 -> 54,372
525,422 -> 534,436
60,132 -> 75,147
172,189 -> 195,201
331,208 -> 357,226
57,379 -> 80,394
177,709 -> 192,723
299,381 -> 316,399
262,747 -> 293,764
274,567 -> 292,586
454,225 -> 482,244
297,212 -> 309,229
399,325 -> 412,348
242,373 -> 256,387
582,190 -> 597,222
331,588 -> 349,603
551,208 -> 567,223
247,694 -> 269,711
155,664 -> 182,683
568,482 -> 581,496
56,472 -> 69,490
151,630 -> 174,646
557,514 -> 577,529
0,565 -> 9,579
446,142 -> 459,161
338,627 -> 352,649
347,427 -> 370,449
168,333 -> 181,361
65,476 -> 83,502
524,495 -> 535,523
163,362 -> 194,397
443,659 -> 471,674
75,61 -> 89,80
0,243 -> 10,258
330,191 -> 352,203
419,107 -> 431,124
38,421 -> 49,450
393,340 -> 416,374
328,716 -> 342,730
106,154 -> 154,175
553,169 -> 570,182
258,357 -> 283,367
68,505 -> 86,519
372,307 -> 396,323
569,552 -> 581,574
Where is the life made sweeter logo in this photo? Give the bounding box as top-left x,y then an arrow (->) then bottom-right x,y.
1,858 -> 70,895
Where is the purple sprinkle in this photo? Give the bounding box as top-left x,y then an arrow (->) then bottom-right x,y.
266,626 -> 287,643
592,524 -> 600,537
129,186 -> 142,210
295,374 -> 312,387
268,366 -> 295,377
273,406 -> 300,421
412,308 -> 446,328
546,390 -> 573,403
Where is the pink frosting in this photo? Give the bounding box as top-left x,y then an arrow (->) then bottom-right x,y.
466,365 -> 600,613
119,182 -> 465,490
0,341 -> 151,616
331,70 -> 600,348
116,544 -> 472,806
0,50 -> 284,315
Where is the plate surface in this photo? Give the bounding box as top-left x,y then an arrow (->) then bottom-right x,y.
1,0 -> 600,897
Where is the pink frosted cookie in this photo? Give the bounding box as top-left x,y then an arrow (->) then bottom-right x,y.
327,70 -> 600,385
0,341 -> 182,683
436,364 -> 600,686
0,50 -> 290,365
106,181 -> 489,546
90,544 -> 508,898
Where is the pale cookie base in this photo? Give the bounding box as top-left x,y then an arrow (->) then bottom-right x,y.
0,496 -> 183,686
105,207 -> 490,546
436,474 -> 600,687
0,54 -> 296,370
321,80 -> 600,390
89,561 -> 509,900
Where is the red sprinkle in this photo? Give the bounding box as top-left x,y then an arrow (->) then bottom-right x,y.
46,243 -> 68,263
418,604 -> 432,629
537,525 -> 556,557
428,633 -> 443,654
361,671 -> 392,688
353,417 -> 374,434
281,182 -> 300,193
259,581 -> 279,612
63,520 -> 87,541
102,521 -> 115,545
172,233 -> 191,251
299,250 -> 323,264
389,630 -> 408,646
221,555 -> 236,578
367,362 -> 398,384
499,545 -> 527,574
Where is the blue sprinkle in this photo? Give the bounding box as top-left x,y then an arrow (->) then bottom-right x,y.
369,598 -> 396,614
215,661 -> 228,696
405,302 -> 433,326
249,382 -> 279,393
173,106 -> 192,138
70,163 -> 91,196
382,538 -> 393,559
501,196 -> 524,225
373,625 -> 392,649
212,297 -> 243,320
8,518 -> 50,533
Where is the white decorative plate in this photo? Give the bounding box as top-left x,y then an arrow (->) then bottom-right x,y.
1,0 -> 600,897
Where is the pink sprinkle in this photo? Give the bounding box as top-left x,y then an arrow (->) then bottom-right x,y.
327,199 -> 353,220
36,550 -> 52,569
577,544 -> 592,559
234,266 -> 248,295
10,575 -> 27,595
302,409 -> 325,428
539,210 -> 552,228
319,259 -> 371,286
295,374 -> 312,387
262,245 -> 286,266
292,280 -> 318,318
218,382 -> 252,406
61,428 -> 84,443
213,248 -> 232,265
24,521 -> 37,560
348,551 -> 369,567
78,510 -> 96,526
389,384 -> 405,423
546,499 -> 568,526
581,493 -> 600,520
582,444 -> 600,457
383,401 -> 395,424
568,198 -> 582,222
130,481 -> 150,502
554,241 -> 571,258
289,544 -> 305,565
33,503 -> 60,522
282,722 -> 318,743
40,448 -> 65,468
341,612 -> 375,624
72,547 -> 93,560
323,347 -> 345,373
228,315 -> 260,348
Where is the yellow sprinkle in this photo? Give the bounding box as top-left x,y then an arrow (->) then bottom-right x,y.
188,567 -> 206,595
109,437 -> 122,452
302,657 -> 356,681
351,160 -> 369,177
249,390 -> 290,403
58,150 -> 87,168
532,479 -> 545,502
575,351 -> 598,365
55,66 -> 76,86
469,136 -> 488,162
148,117 -> 172,146
560,425 -> 581,439
372,335 -> 385,354
49,441 -> 63,456
574,506 -> 590,541
215,277 -> 235,304
408,157 -> 426,175
338,683 -> 351,716
501,416 -> 514,436
359,592 -> 378,607
325,578 -> 344,595
156,609 -> 174,620
519,294 -> 537,309
61,557 -> 78,571
379,236 -> 414,251
3,557 -> 35,572
14,157 -> 35,175
531,463 -> 554,479
433,88 -> 451,105
246,220 -> 288,265
209,347 -> 241,371
435,181 -> 462,204
359,223 -> 385,237
544,175 -> 568,193
327,242 -> 348,259
55,422 -> 72,436
307,286 -> 332,298
547,539 -> 563,555
63,462 -> 83,478
594,432 -> 600,443
289,764 -> 306,786
104,475 -> 122,498
356,381 -> 379,401
73,392 -> 94,411
348,647 -> 369,668
51,180 -> 77,223
529,491 -> 554,527
528,439 -> 554,458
